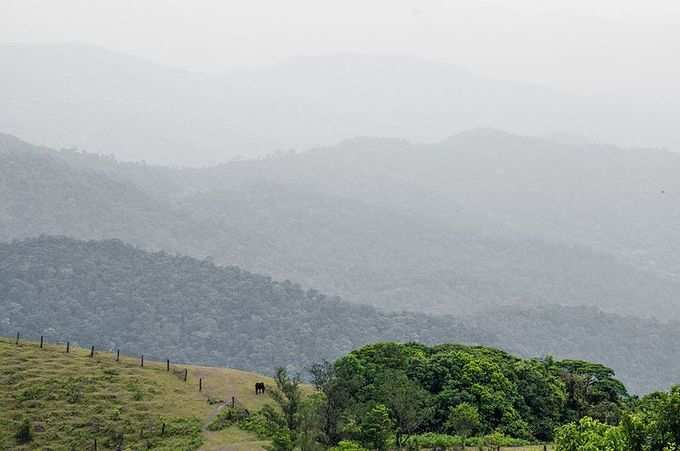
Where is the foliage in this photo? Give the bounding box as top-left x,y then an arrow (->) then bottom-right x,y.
330,342 -> 628,443
0,236 -> 487,379
445,403 -> 481,438
556,386 -> 680,451
267,430 -> 295,451
359,404 -> 393,451
14,419 -> 32,444
554,417 -> 627,451
269,367 -> 303,432
239,407 -> 282,439
329,440 -> 370,451
375,369 -> 432,447
405,431 -> 530,448
206,406 -> 250,431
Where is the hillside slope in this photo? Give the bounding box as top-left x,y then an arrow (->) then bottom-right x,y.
4,132 -> 680,320
0,236 -> 679,394
0,236 -> 490,376
0,338 -> 282,450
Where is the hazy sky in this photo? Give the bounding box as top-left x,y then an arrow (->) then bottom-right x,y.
3,0 -> 679,97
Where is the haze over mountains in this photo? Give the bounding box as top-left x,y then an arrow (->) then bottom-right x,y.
1,43 -> 677,166
3,130 -> 680,318
3,129 -> 680,393
3,43 -> 680,394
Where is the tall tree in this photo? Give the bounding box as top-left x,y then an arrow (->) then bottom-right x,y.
270,367 -> 303,433
376,370 -> 432,448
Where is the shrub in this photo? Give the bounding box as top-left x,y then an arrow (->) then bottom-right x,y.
15,419 -> 32,443
206,406 -> 249,431
554,416 -> 627,451
329,440 -> 370,451
405,431 -> 531,448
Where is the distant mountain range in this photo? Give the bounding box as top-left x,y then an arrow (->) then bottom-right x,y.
1,43 -> 677,166
2,132 -> 680,393
3,131 -> 680,319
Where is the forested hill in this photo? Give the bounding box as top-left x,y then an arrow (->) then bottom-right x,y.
0,236 -> 679,394
4,132 -> 680,320
0,236 -> 491,375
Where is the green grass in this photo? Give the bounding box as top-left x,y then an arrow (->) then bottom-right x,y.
0,337 -> 287,450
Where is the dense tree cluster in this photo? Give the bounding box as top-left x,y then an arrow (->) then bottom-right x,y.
300,342 -> 629,449
0,237 -> 489,376
555,385 -> 680,450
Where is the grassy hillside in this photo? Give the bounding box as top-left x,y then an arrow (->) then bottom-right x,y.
0,337 -> 288,450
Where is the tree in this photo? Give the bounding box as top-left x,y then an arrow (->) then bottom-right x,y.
269,367 -> 303,433
445,403 -> 480,447
376,370 -> 432,448
297,394 -> 326,451
361,404 -> 394,451
554,417 -> 626,451
310,360 -> 353,445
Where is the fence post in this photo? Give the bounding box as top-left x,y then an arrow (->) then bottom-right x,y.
184,368 -> 188,382
140,355 -> 144,367
66,341 -> 70,353
166,359 -> 170,371
199,378 -> 202,392
543,445 -> 547,451
116,349 -> 120,362
161,423 -> 166,435
15,332 -> 19,345
90,346 -> 95,358
93,438 -> 97,450
40,336 -> 43,348
231,396 -> 235,408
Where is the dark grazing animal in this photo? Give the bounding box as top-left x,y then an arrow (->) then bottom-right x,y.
255,382 -> 265,394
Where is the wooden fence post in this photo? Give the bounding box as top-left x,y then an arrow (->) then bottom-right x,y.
166,359 -> 170,371
90,345 -> 95,358
199,378 -> 202,392
40,336 -> 43,348
66,341 -> 70,353
93,438 -> 97,450
140,355 -> 144,367
15,332 -> 19,345
184,368 -> 188,382
231,396 -> 235,408
161,423 -> 166,435
116,349 -> 120,362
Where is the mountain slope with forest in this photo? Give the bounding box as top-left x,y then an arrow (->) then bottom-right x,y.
3,132 -> 680,320
0,236 -> 678,394
0,236 -> 490,375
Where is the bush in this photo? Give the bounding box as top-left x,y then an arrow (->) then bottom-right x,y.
15,419 -> 32,443
329,440 -> 370,451
206,406 -> 249,431
406,431 -> 531,448
554,417 -> 627,451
